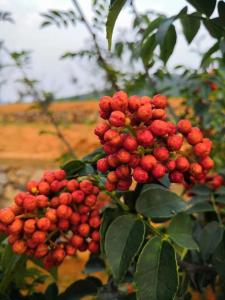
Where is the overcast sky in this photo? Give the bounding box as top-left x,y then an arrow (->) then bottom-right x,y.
0,0 -> 215,102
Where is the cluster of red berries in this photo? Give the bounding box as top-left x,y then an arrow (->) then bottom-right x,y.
0,170 -> 102,268
94,91 -> 215,191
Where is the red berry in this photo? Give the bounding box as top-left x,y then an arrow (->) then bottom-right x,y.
107,154 -> 119,168
13,240 -> 27,254
54,169 -> 66,181
128,95 -> 141,112
24,219 -> 36,234
35,244 -> 49,258
72,190 -> 85,203
88,241 -> 99,253
14,192 -> 26,207
140,96 -> 151,105
152,109 -> 166,119
26,180 -> 38,194
70,212 -> 81,225
104,129 -> 121,147
99,96 -> 112,112
117,179 -> 132,191
136,129 -> 154,147
169,171 -> 184,183
50,180 -> 61,193
8,219 -> 23,235
116,165 -> 131,179
37,217 -> 51,231
70,235 -> 84,248
140,155 -> 157,171
187,128 -> 203,145
67,179 -> 79,192
150,120 -> 168,136
167,122 -> 177,135
80,180 -> 93,194
56,205 -> 71,219
123,135 -> 138,152
65,245 -> 76,256
50,196 -> 60,208
177,119 -> 192,134
23,195 -> 37,212
32,231 -> 47,244
38,181 -> 50,195
116,149 -> 131,164
133,167 -> 149,183
152,94 -> 167,108
97,158 -> 109,173
153,147 -> 169,162
194,143 -> 209,158
85,194 -> 97,207
190,163 -> 203,176
45,209 -> 57,223
105,180 -> 116,192
89,216 -> 101,229
36,195 -> 49,208
129,154 -> 140,168
91,231 -> 100,242
94,122 -> 110,137
8,234 -> 20,245
111,91 -> 128,112
167,135 -> 183,151
152,163 -> 166,178
200,156 -> 214,170
59,192 -> 72,205
175,156 -> 190,172
78,223 -> 90,237
58,219 -> 70,231
166,160 -> 176,171
43,171 -> 55,184
109,111 -> 126,127
137,104 -> 152,122
52,248 -> 66,265
107,171 -> 118,183
0,208 -> 15,225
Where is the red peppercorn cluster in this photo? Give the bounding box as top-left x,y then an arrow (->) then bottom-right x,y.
95,91 -> 214,191
0,170 -> 102,268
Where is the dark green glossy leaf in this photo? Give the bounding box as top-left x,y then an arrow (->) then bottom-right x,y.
106,0 -> 128,50
218,1 -> 225,26
61,159 -> 85,176
160,24 -> 177,64
190,185 -> 212,196
84,255 -> 105,273
204,18 -> 225,39
105,215 -> 145,281
136,185 -> 186,219
198,221 -> 224,261
135,237 -> 178,300
141,34 -> 157,66
180,13 -> 201,43
186,202 -> 214,213
212,234 -> 225,278
82,147 -> 105,163
186,0 -> 216,17
168,213 -> 199,249
201,42 -> 219,67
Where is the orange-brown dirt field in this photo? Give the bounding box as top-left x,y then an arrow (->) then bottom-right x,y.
0,98 -> 188,295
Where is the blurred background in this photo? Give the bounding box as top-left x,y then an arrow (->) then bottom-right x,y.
1,0 -> 225,205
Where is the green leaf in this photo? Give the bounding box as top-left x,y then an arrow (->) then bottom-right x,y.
84,255 -> 105,273
156,18 -> 175,46
0,248 -> 26,293
203,18 -> 225,39
215,186 -> 225,196
186,202 -> 213,213
135,237 -> 178,300
212,234 -> 225,278
190,185 -> 212,196
100,207 -> 123,254
136,185 -> 186,219
141,34 -> 157,66
186,0 -> 216,17
82,147 -> 105,163
168,213 -> 199,249
61,159 -> 85,176
142,17 -> 164,41
218,1 -> 225,26
198,221 -> 224,261
106,0 -> 128,50
59,276 -> 102,299
180,13 -> 201,43
45,283 -> 58,300
105,215 -> 145,282
159,24 -> 177,64
215,195 -> 225,204
200,42 -> 219,67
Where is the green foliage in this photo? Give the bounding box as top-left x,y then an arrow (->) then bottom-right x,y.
135,237 -> 178,300
105,215 -> 145,281
136,184 -> 187,220
40,10 -> 78,28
